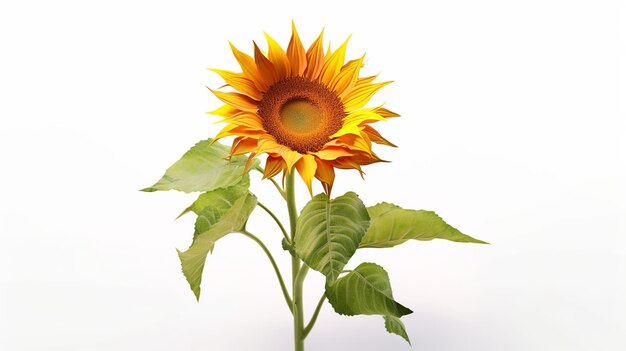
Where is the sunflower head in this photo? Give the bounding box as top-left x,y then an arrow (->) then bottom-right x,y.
209,22 -> 398,195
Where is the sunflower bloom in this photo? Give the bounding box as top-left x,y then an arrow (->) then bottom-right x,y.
209,23 -> 398,195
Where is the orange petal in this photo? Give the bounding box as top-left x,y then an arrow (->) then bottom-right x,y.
230,137 -> 258,156
331,157 -> 364,177
319,35 -> 350,86
362,125 -> 397,147
286,21 -> 307,76
295,154 -> 317,195
254,41 -> 279,88
209,88 -> 258,112
373,106 -> 400,118
347,149 -> 388,165
342,81 -> 392,111
263,155 -> 285,179
330,133 -> 373,155
304,29 -> 325,80
312,147 -> 353,160
314,158 -> 335,195
229,41 -> 267,91
264,32 -> 290,80
255,136 -> 302,171
243,152 -> 257,174
209,69 -> 262,100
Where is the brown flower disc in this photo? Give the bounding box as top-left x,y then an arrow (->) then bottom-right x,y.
258,76 -> 345,153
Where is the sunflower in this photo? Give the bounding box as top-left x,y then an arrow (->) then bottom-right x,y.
209,22 -> 398,195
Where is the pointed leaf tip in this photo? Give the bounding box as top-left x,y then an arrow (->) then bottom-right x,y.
360,203 -> 488,248
143,139 -> 252,194
326,262 -> 412,318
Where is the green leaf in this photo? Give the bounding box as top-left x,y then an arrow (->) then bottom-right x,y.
360,202 -> 488,248
384,315 -> 411,344
325,262 -> 412,317
178,176 -> 250,241
295,192 -> 370,283
326,262 -> 412,343
141,139 -> 257,193
176,190 -> 257,300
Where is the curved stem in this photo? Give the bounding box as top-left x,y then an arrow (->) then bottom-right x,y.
303,294 -> 326,338
254,165 -> 287,200
240,230 -> 293,314
257,201 -> 290,243
270,178 -> 287,200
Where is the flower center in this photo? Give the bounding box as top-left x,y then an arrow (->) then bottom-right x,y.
279,98 -> 323,134
258,76 -> 345,153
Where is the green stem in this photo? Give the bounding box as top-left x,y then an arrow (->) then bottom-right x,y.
286,171 -> 305,351
303,294 -> 326,337
254,165 -> 287,200
294,264 -> 308,351
240,230 -> 293,314
257,201 -> 290,243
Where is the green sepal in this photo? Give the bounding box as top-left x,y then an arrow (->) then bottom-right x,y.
281,237 -> 296,257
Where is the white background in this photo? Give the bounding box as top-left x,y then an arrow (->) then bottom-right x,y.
1,0 -> 625,350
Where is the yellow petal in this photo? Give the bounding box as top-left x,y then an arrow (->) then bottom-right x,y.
222,112 -> 264,130
207,104 -> 240,118
342,109 -> 387,126
264,32 -> 290,80
209,69 -> 262,100
254,41 -> 278,87
329,55 -> 363,95
342,81 -> 392,111
279,148 -> 303,172
295,154 -> 317,195
304,29 -> 325,80
256,135 -> 282,154
214,124 -> 239,140
330,123 -> 363,138
263,156 -> 285,179
215,124 -> 264,140
229,41 -> 267,91
319,35 -> 350,86
350,74 -> 378,88
286,21 -> 307,76
209,88 -> 258,112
